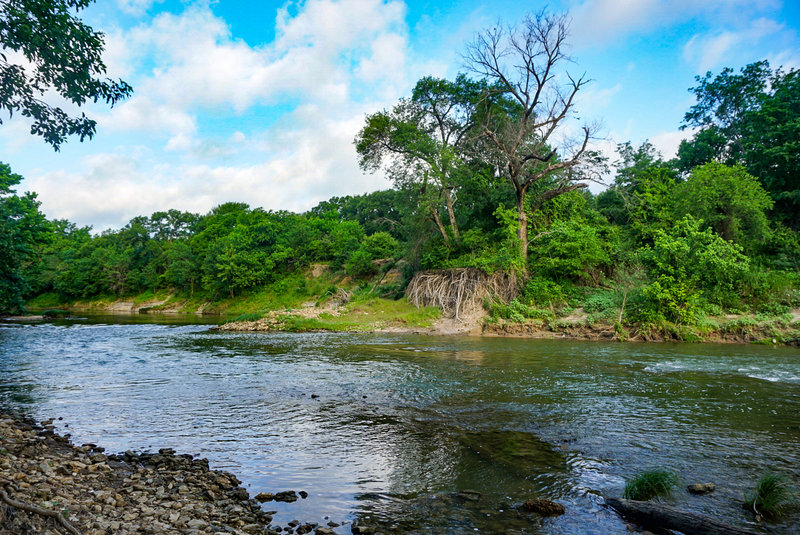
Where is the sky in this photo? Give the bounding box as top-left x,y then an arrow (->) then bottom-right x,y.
3,0 -> 799,230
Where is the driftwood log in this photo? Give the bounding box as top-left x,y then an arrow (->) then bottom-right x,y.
606,498 -> 759,535
0,487 -> 81,535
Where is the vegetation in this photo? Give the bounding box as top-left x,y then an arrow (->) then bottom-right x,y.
623,469 -> 679,501
0,0 -> 132,149
0,9 -> 797,344
744,472 -> 796,519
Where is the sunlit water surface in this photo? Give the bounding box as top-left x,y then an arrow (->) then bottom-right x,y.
1,315 -> 798,534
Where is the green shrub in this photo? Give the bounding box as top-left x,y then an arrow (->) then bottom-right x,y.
629,275 -> 699,325
489,299 -> 555,322
583,291 -> 618,314
225,313 -> 262,323
361,232 -> 400,259
346,249 -> 378,278
529,220 -> 611,283
744,472 -> 796,519
521,277 -> 566,307
642,215 -> 750,306
623,469 -> 679,501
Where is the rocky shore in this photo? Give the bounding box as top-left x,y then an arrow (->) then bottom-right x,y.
0,413 -> 337,535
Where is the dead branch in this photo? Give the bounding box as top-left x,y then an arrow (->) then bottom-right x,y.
0,486 -> 81,535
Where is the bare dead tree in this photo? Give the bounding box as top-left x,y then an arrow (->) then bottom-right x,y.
464,10 -> 603,264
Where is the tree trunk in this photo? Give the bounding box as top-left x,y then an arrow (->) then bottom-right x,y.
444,189 -> 460,241
431,208 -> 451,246
517,195 -> 528,266
606,498 -> 759,535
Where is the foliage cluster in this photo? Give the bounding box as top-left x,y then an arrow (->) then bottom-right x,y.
623,469 -> 679,501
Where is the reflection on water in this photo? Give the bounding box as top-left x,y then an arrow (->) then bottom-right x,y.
1,315 -> 798,534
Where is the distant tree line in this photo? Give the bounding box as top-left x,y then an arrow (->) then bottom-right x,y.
0,10 -> 797,326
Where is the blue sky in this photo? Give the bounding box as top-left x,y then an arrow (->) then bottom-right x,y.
3,0 -> 799,229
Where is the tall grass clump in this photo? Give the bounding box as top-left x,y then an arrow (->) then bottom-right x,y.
224,313 -> 262,323
623,469 -> 679,501
744,472 -> 796,519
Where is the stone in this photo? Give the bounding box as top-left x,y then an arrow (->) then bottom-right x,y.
687,482 -> 715,495
457,490 -> 481,501
521,498 -> 566,516
187,518 -> 208,529
255,492 -> 275,502
274,490 -> 298,502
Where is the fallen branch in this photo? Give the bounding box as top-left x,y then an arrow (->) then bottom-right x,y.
606,497 -> 758,535
0,486 -> 81,535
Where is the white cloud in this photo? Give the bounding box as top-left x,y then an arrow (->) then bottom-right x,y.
569,0 -> 781,47
683,18 -> 784,72
116,0 -> 164,17
22,0 -> 414,228
649,129 -> 690,159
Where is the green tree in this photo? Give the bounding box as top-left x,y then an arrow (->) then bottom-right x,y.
678,61 -> 800,223
674,162 -> 773,251
355,75 -> 485,246
0,0 -> 132,148
0,163 -> 49,313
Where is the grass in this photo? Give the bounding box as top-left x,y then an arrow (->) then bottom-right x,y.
279,298 -> 440,332
224,313 -> 262,323
623,469 -> 679,501
744,472 -> 796,519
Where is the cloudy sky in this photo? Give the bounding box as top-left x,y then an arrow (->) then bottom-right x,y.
4,0 -> 799,229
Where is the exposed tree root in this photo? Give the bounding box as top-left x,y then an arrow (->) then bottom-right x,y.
0,486 -> 81,535
406,268 -> 518,319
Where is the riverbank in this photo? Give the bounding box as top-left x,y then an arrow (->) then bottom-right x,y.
0,413 -> 337,535
216,303 -> 800,346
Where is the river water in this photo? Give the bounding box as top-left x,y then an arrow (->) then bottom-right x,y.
1,315 -> 798,534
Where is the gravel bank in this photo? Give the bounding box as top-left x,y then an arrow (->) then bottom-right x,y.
0,413 -> 338,535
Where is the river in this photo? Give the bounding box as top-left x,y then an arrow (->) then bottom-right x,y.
1,314 -> 798,534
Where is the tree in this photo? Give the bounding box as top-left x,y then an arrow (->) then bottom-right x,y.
678,61 -> 800,223
674,162 -> 773,251
464,10 -> 602,263
0,0 -> 132,149
355,75 -> 485,246
0,163 -> 49,313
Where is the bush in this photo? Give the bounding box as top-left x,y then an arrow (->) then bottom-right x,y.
225,313 -> 262,323
346,249 -> 378,278
583,291 -> 618,314
623,469 -> 679,501
529,220 -> 611,283
744,472 -> 796,519
489,299 -> 554,322
361,232 -> 400,259
521,277 -> 566,307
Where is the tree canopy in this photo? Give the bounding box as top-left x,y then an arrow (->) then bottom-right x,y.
0,0 -> 132,149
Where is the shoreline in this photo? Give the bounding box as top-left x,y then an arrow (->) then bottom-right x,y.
215,310 -> 800,347
10,299 -> 800,346
0,412 -> 339,535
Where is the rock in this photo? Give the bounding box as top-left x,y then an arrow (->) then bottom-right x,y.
255,492 -> 275,502
274,490 -> 298,502
298,490 -> 308,499
687,482 -> 716,495
521,498 -> 566,516
316,529 -> 336,535
457,490 -> 481,501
